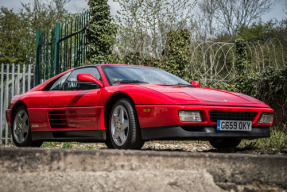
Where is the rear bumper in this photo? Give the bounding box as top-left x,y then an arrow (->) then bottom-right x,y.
141,126 -> 270,141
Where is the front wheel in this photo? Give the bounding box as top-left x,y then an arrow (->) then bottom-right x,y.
109,99 -> 144,149
209,138 -> 241,150
12,106 -> 42,147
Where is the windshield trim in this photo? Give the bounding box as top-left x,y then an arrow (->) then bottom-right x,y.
101,65 -> 189,86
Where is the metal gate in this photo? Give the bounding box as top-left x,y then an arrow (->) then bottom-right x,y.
0,64 -> 34,145
35,11 -> 90,85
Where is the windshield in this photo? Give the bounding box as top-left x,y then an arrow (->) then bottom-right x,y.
102,65 -> 189,86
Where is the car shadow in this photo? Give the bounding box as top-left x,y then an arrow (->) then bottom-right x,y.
141,146 -> 257,153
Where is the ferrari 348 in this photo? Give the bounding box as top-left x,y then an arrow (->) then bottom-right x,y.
6,64 -> 274,150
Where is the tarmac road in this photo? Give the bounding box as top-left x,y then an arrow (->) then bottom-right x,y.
0,147 -> 286,192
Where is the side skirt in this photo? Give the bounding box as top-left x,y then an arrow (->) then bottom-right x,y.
31,130 -> 106,142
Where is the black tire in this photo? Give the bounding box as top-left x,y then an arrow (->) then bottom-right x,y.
108,98 -> 144,149
104,140 -> 114,149
209,138 -> 241,150
11,106 -> 43,147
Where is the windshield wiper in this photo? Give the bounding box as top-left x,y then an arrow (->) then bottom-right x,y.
116,80 -> 147,84
177,83 -> 196,87
159,83 -> 195,87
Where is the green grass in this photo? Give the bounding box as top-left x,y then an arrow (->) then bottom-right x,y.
62,142 -> 73,149
239,126 -> 287,152
41,142 -> 106,149
41,142 -> 61,148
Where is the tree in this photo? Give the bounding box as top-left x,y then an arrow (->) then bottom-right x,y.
161,29 -> 191,79
0,7 -> 29,64
197,0 -> 274,37
86,0 -> 116,64
114,0 -> 196,66
216,0 -> 274,35
0,0 -> 72,65
198,0 -> 218,38
237,21 -> 277,41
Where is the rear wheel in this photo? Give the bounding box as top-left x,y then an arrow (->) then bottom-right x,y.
12,106 -> 42,147
109,99 -> 144,149
209,138 -> 241,150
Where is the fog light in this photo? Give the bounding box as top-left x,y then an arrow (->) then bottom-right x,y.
179,111 -> 202,122
258,113 -> 273,124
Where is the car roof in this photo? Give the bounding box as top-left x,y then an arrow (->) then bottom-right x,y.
74,64 -> 99,70
75,64 -> 156,70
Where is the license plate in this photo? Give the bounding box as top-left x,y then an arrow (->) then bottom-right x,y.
217,120 -> 252,131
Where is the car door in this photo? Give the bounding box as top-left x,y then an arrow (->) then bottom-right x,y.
49,67 -> 103,130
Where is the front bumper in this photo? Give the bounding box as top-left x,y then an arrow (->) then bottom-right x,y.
141,126 -> 270,141
136,105 -> 274,128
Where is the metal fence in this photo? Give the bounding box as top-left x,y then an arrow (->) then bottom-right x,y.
0,63 -> 34,145
36,11 -> 90,85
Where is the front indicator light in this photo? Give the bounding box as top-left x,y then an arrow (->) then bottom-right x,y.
179,111 -> 202,122
258,113 -> 273,124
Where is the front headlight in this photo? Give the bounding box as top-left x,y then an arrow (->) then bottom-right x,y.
258,113 -> 273,124
179,111 -> 202,122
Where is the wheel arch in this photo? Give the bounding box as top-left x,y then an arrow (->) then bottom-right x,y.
11,101 -> 27,122
104,93 -> 136,131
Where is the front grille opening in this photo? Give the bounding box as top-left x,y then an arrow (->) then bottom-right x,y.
209,111 -> 257,122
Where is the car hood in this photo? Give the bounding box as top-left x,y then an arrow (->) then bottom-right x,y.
139,84 -> 269,107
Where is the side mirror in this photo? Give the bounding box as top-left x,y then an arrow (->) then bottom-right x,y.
77,73 -> 103,88
190,80 -> 200,87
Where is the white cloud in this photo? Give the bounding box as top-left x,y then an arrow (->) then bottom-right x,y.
0,0 -> 286,22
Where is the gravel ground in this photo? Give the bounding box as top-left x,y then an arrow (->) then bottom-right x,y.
40,141 -> 213,151
38,140 -> 287,156
143,141 -> 212,151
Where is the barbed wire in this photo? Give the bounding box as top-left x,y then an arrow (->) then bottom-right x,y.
186,39 -> 286,85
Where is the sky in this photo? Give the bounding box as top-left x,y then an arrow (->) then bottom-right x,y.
0,0 -> 286,22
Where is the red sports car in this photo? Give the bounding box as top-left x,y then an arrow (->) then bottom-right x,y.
6,64 -> 274,150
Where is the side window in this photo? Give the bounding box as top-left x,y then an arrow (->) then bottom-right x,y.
64,67 -> 101,91
50,72 -> 71,91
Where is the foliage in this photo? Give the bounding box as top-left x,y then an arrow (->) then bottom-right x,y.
86,0 -> 116,64
114,0 -> 196,65
234,39 -> 248,73
206,38 -> 287,126
161,29 -> 191,79
238,21 -> 277,41
210,66 -> 287,126
256,67 -> 287,124
197,0 -> 274,37
0,0 -> 72,65
0,8 -> 28,64
240,126 -> 287,151
62,142 -> 73,148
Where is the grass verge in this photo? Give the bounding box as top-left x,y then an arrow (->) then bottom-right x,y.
239,126 -> 287,153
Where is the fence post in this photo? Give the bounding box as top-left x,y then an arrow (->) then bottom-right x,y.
54,23 -> 61,76
5,64 -> 9,145
0,64 -> 4,145
35,30 -> 40,85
